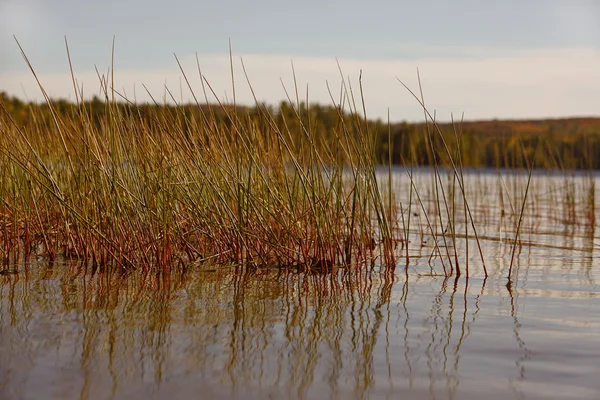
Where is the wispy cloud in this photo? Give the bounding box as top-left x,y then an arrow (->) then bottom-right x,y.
2,48 -> 599,122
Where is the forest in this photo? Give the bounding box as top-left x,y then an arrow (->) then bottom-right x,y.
2,91 -> 600,170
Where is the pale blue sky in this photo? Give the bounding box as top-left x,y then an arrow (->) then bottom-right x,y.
1,0 -> 599,121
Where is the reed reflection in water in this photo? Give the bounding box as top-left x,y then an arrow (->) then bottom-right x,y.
1,249 -> 599,399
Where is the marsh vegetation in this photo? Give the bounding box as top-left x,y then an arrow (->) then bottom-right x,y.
1,48 -> 599,399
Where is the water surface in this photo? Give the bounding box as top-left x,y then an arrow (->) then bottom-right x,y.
1,169 -> 599,399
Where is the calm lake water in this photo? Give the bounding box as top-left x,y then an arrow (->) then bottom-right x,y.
1,168 -> 599,399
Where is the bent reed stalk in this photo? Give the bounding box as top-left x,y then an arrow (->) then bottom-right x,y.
0,44 -> 489,277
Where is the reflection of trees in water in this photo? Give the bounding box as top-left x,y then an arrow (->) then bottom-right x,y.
0,257 -> 496,399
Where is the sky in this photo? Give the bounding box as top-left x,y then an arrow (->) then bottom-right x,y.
1,0 -> 599,122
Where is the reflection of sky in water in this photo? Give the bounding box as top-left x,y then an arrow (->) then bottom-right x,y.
1,170 -> 600,399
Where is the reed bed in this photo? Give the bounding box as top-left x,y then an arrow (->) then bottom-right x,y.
3,47 -> 545,279
0,51 -> 413,275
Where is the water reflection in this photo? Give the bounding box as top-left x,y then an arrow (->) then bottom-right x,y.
1,249 -> 599,399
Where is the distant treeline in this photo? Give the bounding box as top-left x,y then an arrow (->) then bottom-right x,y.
2,91 -> 600,170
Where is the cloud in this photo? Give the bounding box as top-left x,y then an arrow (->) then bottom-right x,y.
1,48 -> 599,122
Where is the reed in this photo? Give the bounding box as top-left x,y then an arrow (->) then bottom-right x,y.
0,44 -> 498,278
0,48 -> 392,275
397,73 -> 487,277
507,137 -> 539,283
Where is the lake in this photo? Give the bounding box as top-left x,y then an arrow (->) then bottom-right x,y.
1,168 -> 599,399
